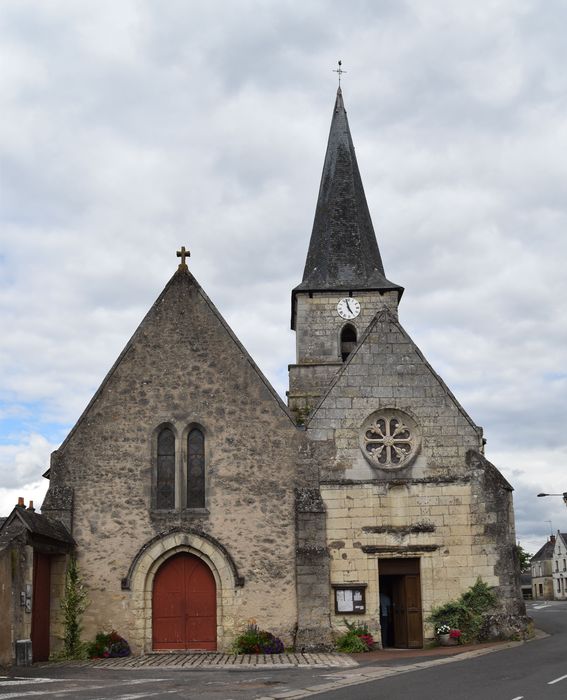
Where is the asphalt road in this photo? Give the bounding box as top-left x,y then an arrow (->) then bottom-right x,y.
2,601 -> 566,700
314,600 -> 567,700
0,666 -> 329,700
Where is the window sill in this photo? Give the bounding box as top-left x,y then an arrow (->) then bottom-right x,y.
183,508 -> 210,516
150,508 -> 210,519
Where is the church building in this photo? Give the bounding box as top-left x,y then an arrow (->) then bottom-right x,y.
0,88 -> 526,662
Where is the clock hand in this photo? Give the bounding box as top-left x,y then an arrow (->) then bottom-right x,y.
345,299 -> 353,314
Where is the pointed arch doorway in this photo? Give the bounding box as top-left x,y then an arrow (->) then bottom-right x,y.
152,552 -> 217,650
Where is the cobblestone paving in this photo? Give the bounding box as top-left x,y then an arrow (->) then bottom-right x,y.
37,652 -> 358,670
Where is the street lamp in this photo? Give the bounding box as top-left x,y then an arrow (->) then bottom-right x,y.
537,492 -> 567,506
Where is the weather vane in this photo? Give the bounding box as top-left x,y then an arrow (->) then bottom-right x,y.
333,60 -> 346,87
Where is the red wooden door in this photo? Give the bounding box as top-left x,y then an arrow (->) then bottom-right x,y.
152,553 -> 216,650
31,552 -> 51,661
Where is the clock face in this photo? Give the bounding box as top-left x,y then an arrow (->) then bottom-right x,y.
337,297 -> 361,320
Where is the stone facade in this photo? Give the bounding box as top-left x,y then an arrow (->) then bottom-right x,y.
289,291 -> 399,415
42,269 -> 299,653
298,308 -> 524,643
0,541 -> 33,667
17,86 -> 527,660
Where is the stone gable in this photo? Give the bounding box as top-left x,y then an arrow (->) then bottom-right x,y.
43,266 -> 300,651
307,307 -> 483,481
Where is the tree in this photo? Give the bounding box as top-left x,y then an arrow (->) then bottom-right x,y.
516,544 -> 533,573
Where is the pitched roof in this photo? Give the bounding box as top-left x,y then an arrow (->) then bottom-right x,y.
292,88 -> 402,327
0,507 -> 74,546
531,539 -> 555,562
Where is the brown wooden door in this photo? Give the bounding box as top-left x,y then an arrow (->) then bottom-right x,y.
31,552 -> 51,662
379,559 -> 424,649
152,553 -> 216,650
405,574 -> 423,648
392,577 -> 408,648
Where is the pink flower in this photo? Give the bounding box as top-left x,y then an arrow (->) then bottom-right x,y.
449,629 -> 461,639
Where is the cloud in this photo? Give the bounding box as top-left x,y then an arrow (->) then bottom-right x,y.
0,433 -> 54,488
0,0 -> 566,557
0,480 -> 50,520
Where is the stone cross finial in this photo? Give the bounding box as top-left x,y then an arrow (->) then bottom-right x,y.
333,60 -> 346,87
176,246 -> 190,268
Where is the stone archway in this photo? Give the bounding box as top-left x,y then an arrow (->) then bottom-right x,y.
127,530 -> 242,652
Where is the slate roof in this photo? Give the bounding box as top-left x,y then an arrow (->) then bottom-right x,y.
292,88 -> 402,327
531,539 -> 555,562
0,506 -> 74,545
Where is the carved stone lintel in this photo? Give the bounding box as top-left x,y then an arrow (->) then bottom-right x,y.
362,544 -> 439,554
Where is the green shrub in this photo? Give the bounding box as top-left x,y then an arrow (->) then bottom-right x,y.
427,578 -> 498,643
335,620 -> 375,652
86,630 -> 131,658
232,622 -> 284,654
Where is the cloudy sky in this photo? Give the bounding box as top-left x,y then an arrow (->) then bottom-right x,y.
1,0 -> 566,554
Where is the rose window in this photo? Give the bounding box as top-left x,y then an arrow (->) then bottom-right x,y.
360,410 -> 420,469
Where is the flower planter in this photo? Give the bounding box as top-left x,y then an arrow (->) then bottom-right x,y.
439,634 -> 458,646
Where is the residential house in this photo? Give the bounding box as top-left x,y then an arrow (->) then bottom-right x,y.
531,536 -> 555,600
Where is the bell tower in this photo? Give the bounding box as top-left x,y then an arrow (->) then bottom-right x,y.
288,88 -> 403,419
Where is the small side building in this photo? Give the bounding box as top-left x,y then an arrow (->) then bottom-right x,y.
531,536 -> 555,600
0,500 -> 73,667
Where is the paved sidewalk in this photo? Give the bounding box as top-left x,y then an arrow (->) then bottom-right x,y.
25,634 -> 545,676
33,652 -> 358,670
350,639 -> 510,666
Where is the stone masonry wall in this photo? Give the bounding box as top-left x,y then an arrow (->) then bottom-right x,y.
295,488 -> 333,651
289,290 -> 399,416
0,547 -> 13,667
44,269 -> 300,653
307,308 -> 524,641
0,540 -> 33,666
308,309 -> 483,482
294,290 -> 399,363
321,480 -> 502,640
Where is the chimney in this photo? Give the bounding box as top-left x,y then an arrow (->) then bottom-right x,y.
17,497 -> 25,508
550,535 -> 556,544
27,501 -> 35,512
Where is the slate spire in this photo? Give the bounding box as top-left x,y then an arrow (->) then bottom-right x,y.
292,88 -> 402,321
